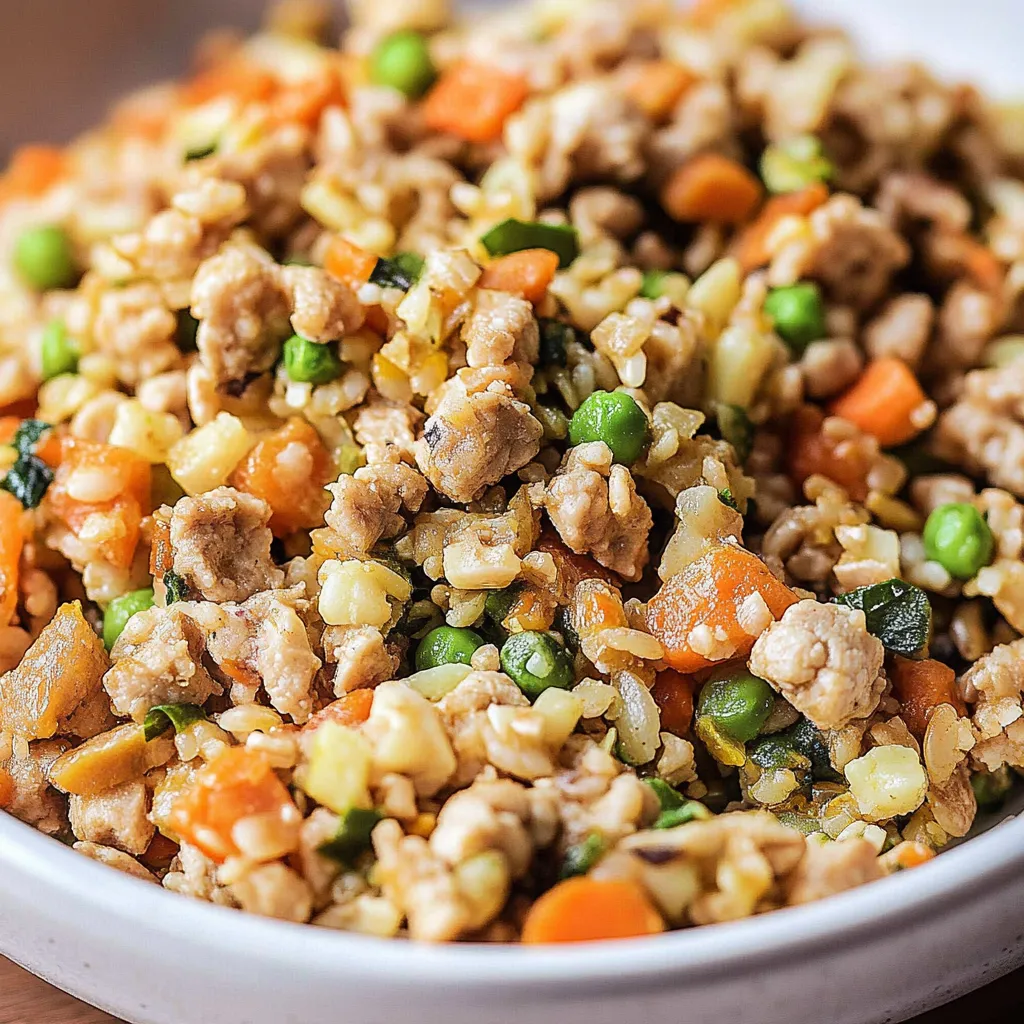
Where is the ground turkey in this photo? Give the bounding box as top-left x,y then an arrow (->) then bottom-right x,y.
748,601 -> 885,731
170,487 -> 284,603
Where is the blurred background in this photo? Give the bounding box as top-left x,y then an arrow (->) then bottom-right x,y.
0,0 -> 1019,158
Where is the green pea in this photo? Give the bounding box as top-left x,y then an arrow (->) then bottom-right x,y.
103,588 -> 155,650
922,503 -> 995,580
370,30 -> 437,99
415,626 -> 485,671
14,225 -> 77,291
568,390 -> 650,466
764,282 -> 826,353
639,270 -> 668,299
499,630 -> 574,699
282,333 -> 343,384
697,672 -> 775,744
40,320 -> 78,380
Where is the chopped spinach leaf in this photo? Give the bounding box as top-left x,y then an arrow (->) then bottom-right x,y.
834,578 -> 931,658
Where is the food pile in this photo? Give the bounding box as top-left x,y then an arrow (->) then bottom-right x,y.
3,0 -> 1024,943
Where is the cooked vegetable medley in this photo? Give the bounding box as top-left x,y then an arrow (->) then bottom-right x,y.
3,0 -> 1024,945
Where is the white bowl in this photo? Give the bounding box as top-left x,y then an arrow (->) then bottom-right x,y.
3,3 -> 1024,1023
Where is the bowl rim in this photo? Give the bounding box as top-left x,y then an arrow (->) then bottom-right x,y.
3,807 -> 1023,995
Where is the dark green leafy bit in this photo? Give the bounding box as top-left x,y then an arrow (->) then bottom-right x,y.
538,318 -> 573,367
485,584 -> 521,627
176,310 -> 200,351
654,801 -> 712,829
143,703 -> 207,742
971,767 -> 1013,811
553,605 -> 579,652
318,807 -> 383,864
714,402 -> 753,463
559,832 -> 607,879
644,777 -> 685,812
369,252 -> 424,290
480,218 -> 579,269
749,718 -> 840,781
1,420 -> 55,510
639,270 -> 668,299
718,489 -> 739,512
775,811 -> 819,836
834,578 -> 931,658
185,140 -> 218,161
787,718 -> 842,782
163,570 -> 190,605
748,732 -> 811,773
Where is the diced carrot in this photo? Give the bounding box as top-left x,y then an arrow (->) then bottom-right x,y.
269,67 -> 345,127
651,669 -> 696,736
46,438 -> 151,570
0,492 -> 26,630
0,399 -> 37,420
230,417 -> 332,537
323,235 -> 379,287
661,153 -> 764,225
0,145 -> 65,202
733,182 -> 829,272
830,358 -> 930,449
504,586 -> 558,632
890,656 -> 967,740
303,689 -> 375,733
622,60 -> 697,122
149,513 -> 174,577
422,62 -> 529,144
0,416 -> 19,445
572,578 -> 628,641
479,249 -> 560,305
788,404 -> 871,502
536,531 -> 618,604
142,832 -> 181,870
522,877 -> 664,943
168,747 -> 298,864
219,660 -> 262,690
883,840 -> 936,873
646,544 -> 798,673
181,61 -> 278,107
0,766 -> 13,808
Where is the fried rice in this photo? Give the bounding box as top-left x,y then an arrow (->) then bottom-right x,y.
1,0 -> 1024,943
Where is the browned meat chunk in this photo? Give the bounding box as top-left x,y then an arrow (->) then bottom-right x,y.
417,383 -> 543,504
103,606 -> 221,722
279,264 -> 364,343
543,442 -> 652,581
785,837 -> 883,905
1,740 -> 69,834
463,291 -> 539,368
170,487 -> 284,603
69,780 -> 155,856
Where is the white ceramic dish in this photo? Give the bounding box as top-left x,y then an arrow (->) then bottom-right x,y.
3,2 -> 1024,1022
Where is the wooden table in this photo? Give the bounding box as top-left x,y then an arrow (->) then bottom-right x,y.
3,956 -> 1023,1024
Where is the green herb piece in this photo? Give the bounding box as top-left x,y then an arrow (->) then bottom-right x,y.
568,390 -> 651,466
760,135 -> 833,194
834,578 -> 931,658
559,832 -> 607,879
370,30 -> 436,99
787,717 -> 842,782
718,489 -> 739,512
1,451 -> 53,509
922,503 -> 995,581
14,224 -> 78,291
499,630 -> 574,699
484,584 -> 521,628
369,252 -> 423,290
715,402 -> 753,463
318,807 -> 384,864
764,282 -> 826,354
639,270 -> 668,299
282,333 -> 343,384
12,420 -> 51,456
415,625 -> 485,671
41,320 -> 79,380
103,588 -> 155,650
748,732 -> 811,773
538,318 -> 573,367
176,310 -> 200,352
654,801 -> 712,829
644,777 -> 685,812
143,703 -> 207,742
185,140 -> 218,162
480,218 -> 579,269
697,672 -> 775,744
776,811 -> 819,835
163,570 -> 190,605
971,767 -> 1013,811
